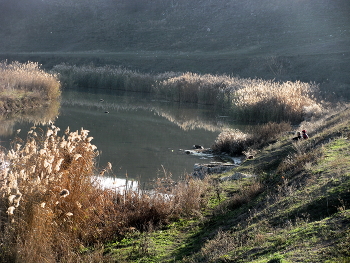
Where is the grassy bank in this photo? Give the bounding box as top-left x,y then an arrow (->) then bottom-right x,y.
1,105 -> 349,262
53,64 -> 323,123
103,105 -> 350,262
0,61 -> 61,113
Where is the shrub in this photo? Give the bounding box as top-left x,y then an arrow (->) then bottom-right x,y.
212,129 -> 250,155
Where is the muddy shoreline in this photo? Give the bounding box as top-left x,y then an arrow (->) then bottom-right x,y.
0,96 -> 48,114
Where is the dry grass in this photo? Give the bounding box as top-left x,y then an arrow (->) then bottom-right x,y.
55,65 -> 323,123
0,125 -> 211,262
158,73 -> 323,123
212,122 -> 292,155
232,79 -> 323,123
52,63 -> 170,93
0,61 -> 61,101
213,180 -> 264,214
155,72 -> 237,106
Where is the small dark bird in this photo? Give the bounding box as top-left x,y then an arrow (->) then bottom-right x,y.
100,99 -> 104,102
193,145 -> 204,149
104,111 -> 109,114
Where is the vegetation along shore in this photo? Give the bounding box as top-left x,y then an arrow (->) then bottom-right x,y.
1,59 -> 349,262
53,63 -> 323,124
0,61 -> 61,114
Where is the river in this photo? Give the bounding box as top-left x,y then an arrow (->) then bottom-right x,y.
0,89 -> 239,184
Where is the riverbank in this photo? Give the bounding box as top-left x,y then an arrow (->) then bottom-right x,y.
104,104 -> 350,262
0,96 -> 47,114
0,61 -> 61,114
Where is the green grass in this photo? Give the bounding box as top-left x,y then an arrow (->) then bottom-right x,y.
103,106 -> 350,262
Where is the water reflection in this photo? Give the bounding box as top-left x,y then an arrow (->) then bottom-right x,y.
0,89 -> 236,183
62,89 -> 228,132
0,100 -> 60,137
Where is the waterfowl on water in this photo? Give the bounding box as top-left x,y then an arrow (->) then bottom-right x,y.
193,145 -> 204,149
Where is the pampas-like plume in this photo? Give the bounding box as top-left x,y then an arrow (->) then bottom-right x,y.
7,206 -> 15,215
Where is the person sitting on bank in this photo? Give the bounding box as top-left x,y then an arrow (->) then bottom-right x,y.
292,131 -> 302,141
302,130 -> 309,139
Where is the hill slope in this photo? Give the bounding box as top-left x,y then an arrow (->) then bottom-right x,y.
0,0 -> 350,98
105,106 -> 350,262
1,0 -> 349,54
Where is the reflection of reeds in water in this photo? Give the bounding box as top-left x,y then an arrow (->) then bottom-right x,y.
55,64 -> 323,123
156,111 -> 223,132
0,100 -> 60,136
62,96 -> 227,132
0,125 -> 212,261
0,61 -> 61,136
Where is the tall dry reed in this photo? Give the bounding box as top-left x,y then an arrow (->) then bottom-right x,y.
0,61 -> 61,100
52,63 -> 173,93
54,64 -> 323,123
0,125 -> 211,262
231,79 -> 322,123
212,122 -> 291,155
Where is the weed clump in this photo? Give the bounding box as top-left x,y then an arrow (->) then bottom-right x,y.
0,125 -> 211,262
0,61 -> 61,101
212,122 -> 292,155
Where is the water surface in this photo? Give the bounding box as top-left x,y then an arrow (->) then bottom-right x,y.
1,89 -> 237,183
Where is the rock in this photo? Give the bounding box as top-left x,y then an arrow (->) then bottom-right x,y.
191,162 -> 237,179
220,172 -> 256,182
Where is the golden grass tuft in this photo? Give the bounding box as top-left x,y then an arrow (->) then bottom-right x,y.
0,61 -> 61,101
232,79 -> 322,123
0,125 -> 211,262
212,122 -> 292,155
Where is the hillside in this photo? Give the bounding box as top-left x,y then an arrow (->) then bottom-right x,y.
0,0 -> 349,54
104,106 -> 350,262
1,0 -> 350,98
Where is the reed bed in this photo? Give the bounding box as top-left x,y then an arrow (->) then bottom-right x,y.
232,79 -> 323,123
53,63 -> 178,93
153,72 -> 238,106
54,64 -> 323,123
0,125 -> 211,262
159,74 -> 323,122
0,61 -> 61,101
